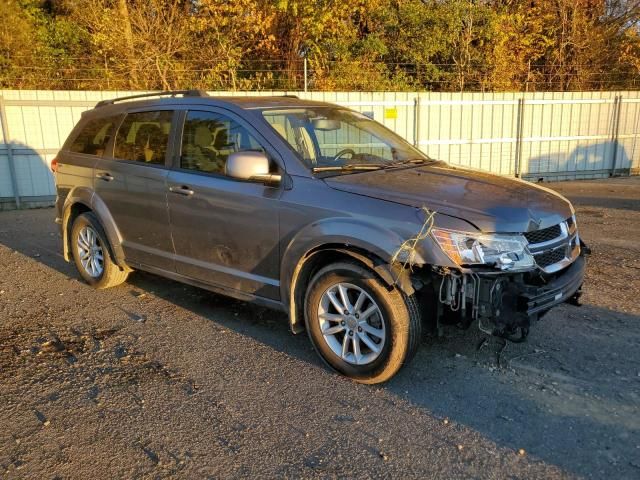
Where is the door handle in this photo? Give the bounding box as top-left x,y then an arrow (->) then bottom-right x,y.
169,185 -> 195,196
96,172 -> 114,182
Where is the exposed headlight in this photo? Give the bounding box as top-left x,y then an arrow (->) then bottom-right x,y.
431,229 -> 534,271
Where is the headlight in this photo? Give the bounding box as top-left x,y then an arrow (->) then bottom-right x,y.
431,229 -> 534,271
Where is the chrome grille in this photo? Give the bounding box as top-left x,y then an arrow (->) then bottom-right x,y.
534,246 -> 567,268
524,224 -> 562,245
526,216 -> 580,273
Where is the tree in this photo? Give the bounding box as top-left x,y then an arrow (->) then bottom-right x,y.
271,0 -> 364,89
72,0 -> 192,89
382,0 -> 496,91
0,0 -> 639,91
189,0 -> 277,90
490,3 -> 554,91
0,0 -> 37,88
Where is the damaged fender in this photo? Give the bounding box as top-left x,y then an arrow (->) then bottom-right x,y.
281,217 -> 423,333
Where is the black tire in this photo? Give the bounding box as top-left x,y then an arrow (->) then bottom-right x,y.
304,262 -> 421,384
70,212 -> 129,289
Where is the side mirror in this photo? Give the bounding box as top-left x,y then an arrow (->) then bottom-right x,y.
225,151 -> 281,186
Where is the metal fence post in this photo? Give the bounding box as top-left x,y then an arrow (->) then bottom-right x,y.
514,98 -> 525,178
610,95 -> 623,177
303,58 -> 308,93
0,95 -> 20,209
414,96 -> 421,148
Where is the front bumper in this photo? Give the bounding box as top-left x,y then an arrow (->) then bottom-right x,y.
520,254 -> 585,317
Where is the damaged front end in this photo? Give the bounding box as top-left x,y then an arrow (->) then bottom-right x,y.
415,215 -> 588,343
436,253 -> 586,342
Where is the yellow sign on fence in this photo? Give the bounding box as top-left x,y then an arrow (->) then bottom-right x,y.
384,107 -> 398,119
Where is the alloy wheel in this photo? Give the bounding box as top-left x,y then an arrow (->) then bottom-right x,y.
76,225 -> 104,278
317,282 -> 386,365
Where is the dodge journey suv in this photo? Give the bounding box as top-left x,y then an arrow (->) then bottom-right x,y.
54,90 -> 586,383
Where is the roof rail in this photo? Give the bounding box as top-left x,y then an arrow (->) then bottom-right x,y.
95,90 -> 208,108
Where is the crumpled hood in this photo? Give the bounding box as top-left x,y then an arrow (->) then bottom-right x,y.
324,163 -> 574,233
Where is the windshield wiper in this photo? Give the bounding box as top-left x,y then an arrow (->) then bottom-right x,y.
386,157 -> 434,167
312,163 -> 386,173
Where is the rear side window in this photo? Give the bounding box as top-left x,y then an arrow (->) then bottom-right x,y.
113,111 -> 173,165
68,116 -> 119,156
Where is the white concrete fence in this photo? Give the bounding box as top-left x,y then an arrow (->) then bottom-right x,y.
1,90 -> 639,209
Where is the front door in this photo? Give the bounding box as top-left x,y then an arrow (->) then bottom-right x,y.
167,109 -> 282,300
94,109 -> 175,270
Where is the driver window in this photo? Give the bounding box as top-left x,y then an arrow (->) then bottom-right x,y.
181,111 -> 267,174
263,112 -> 316,163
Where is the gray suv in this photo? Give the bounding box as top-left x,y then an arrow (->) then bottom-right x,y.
54,91 -> 586,383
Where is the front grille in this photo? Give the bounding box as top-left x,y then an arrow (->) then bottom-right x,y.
525,217 -> 579,272
534,247 -> 567,268
524,224 -> 562,245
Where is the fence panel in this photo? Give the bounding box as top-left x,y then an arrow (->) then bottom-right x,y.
415,92 -> 521,176
616,94 -> 640,175
0,149 -> 14,201
1,89 -> 639,208
519,92 -> 616,181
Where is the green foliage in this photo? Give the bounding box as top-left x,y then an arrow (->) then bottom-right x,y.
0,0 -> 638,91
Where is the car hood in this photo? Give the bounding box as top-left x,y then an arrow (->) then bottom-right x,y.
323,163 -> 573,233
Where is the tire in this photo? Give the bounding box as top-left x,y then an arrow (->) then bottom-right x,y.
70,212 -> 129,289
304,261 -> 421,384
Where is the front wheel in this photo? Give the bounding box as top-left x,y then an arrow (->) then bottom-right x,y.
70,212 -> 129,289
304,262 -> 421,384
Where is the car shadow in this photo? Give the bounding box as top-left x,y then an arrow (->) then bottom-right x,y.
523,140 -> 633,182
384,302 -> 640,479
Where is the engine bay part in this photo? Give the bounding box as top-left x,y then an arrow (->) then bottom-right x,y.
433,253 -> 586,343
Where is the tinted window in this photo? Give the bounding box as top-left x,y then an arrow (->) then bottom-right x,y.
69,116 -> 119,156
181,111 -> 266,174
113,111 -> 173,165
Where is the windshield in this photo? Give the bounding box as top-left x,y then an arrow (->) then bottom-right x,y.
260,107 -> 429,171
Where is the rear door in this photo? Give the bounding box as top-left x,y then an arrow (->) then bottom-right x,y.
94,109 -> 176,270
167,108 -> 282,300
55,114 -> 120,216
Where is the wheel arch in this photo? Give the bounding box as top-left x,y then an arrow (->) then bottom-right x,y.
286,244 -> 416,334
61,188 -> 128,269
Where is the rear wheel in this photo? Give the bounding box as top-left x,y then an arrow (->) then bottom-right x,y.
70,212 -> 128,289
304,262 -> 421,384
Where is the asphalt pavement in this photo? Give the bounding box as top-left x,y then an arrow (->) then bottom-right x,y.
1,177 -> 639,479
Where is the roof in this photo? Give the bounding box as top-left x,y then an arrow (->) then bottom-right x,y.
92,90 -> 337,112
213,95 -> 336,110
